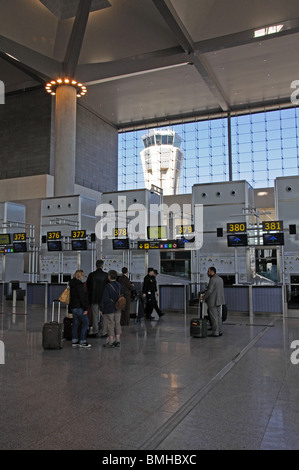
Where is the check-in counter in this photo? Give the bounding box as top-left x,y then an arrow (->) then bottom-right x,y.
25,282 -> 284,315
159,284 -> 186,311
27,283 -> 47,305
224,286 -> 249,313
27,283 -> 68,306
225,285 -> 283,314
159,283 -> 284,315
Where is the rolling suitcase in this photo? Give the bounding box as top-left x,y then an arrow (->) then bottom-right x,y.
190,299 -> 207,338
42,300 -> 64,349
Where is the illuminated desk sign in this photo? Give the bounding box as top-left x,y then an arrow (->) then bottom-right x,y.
263,233 -> 284,246
114,228 -> 128,238
227,234 -> 248,247
227,222 -> 247,233
1,247 -> 14,253
0,234 -> 11,245
13,233 -> 26,241
147,226 -> 167,239
138,240 -> 186,250
176,224 -> 194,235
262,221 -> 283,232
71,230 -> 86,239
47,231 -> 61,240
138,241 -> 160,250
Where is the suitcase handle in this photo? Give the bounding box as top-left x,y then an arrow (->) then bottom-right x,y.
198,298 -> 205,319
52,300 -> 61,323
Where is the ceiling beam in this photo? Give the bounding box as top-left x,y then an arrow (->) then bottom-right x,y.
63,0 -> 92,78
78,46 -> 189,84
151,0 -> 230,111
77,14 -> 299,85
194,17 -> 299,54
0,34 -> 60,81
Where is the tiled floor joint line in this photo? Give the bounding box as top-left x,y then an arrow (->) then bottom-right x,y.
139,325 -> 272,450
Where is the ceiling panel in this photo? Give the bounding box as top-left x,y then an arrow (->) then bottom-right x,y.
0,0 -> 298,130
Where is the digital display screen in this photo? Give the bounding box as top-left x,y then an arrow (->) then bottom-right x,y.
147,226 -> 167,239
177,237 -> 195,246
227,234 -> 248,247
112,238 -> 129,250
13,242 -> 27,253
0,234 -> 11,245
71,239 -> 87,251
263,233 -> 284,246
47,241 -> 62,251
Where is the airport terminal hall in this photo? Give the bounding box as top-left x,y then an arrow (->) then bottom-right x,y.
1,0 -> 299,453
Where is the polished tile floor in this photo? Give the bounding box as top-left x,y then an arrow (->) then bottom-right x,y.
0,304 -> 299,451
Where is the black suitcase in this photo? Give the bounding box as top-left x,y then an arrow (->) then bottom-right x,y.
42,300 -> 64,349
190,299 -> 207,338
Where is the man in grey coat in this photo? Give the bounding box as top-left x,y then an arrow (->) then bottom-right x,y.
200,266 -> 225,337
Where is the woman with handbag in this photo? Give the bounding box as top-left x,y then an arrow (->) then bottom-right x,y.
69,270 -> 91,348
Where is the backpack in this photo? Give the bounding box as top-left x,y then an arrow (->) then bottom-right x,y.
110,283 -> 126,311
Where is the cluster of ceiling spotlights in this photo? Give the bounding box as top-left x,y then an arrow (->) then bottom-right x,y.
45,78 -> 87,97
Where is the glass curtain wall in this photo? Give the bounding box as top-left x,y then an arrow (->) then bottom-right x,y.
118,107 -> 299,193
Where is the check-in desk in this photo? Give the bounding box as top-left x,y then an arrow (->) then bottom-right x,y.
224,285 -> 283,315
159,284 -> 186,311
159,283 -> 284,315
27,283 -> 68,307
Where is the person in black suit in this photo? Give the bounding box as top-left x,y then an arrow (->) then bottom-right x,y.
142,268 -> 164,319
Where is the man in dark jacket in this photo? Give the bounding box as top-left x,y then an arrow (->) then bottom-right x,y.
118,267 -> 134,325
86,259 -> 108,337
69,269 -> 91,348
100,270 -> 124,348
142,267 -> 156,320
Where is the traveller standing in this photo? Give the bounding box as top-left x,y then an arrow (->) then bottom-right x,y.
200,266 -> 225,337
118,267 -> 134,325
86,259 -> 108,337
69,270 -> 91,348
100,270 -> 123,348
142,267 -> 156,320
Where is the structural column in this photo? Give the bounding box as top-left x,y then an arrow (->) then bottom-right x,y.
54,84 -> 77,197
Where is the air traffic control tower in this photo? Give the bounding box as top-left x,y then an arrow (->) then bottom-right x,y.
140,129 -> 184,195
